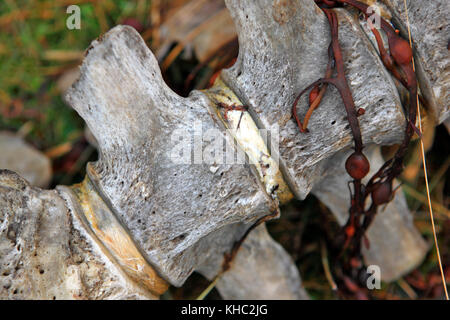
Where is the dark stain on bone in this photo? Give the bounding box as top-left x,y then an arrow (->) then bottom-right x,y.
272,0 -> 296,25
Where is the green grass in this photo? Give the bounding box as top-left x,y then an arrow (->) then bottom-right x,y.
0,0 -> 152,149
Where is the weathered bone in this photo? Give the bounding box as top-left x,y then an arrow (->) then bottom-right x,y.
221,1 -> 406,199
219,0 -> 430,284
1,0 -> 449,299
63,25 -> 277,286
0,169 -> 299,299
0,132 -> 51,188
197,224 -> 309,300
381,0 -> 450,123
0,170 -> 156,299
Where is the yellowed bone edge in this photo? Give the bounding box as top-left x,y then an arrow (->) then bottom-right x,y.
70,175 -> 169,297
204,77 -> 294,204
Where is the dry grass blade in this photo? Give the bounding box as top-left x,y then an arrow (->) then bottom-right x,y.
397,278 -> 418,299
401,184 -> 450,220
42,50 -> 84,61
402,0 -> 449,300
44,142 -> 73,159
196,275 -> 220,300
321,240 -> 338,292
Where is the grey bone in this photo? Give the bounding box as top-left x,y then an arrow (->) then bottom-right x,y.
1,0 -> 449,299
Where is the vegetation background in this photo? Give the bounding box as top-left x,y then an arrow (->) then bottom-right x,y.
0,0 -> 448,299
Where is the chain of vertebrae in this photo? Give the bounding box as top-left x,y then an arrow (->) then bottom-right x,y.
0,0 -> 448,299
